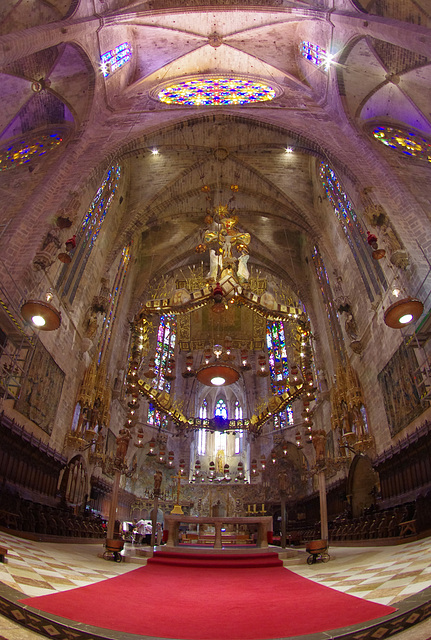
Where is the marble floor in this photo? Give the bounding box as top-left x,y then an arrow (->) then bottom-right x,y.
0,530 -> 431,639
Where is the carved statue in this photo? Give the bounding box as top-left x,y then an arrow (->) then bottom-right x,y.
237,250 -> 250,282
207,249 -> 220,280
84,311 -> 99,339
115,431 -> 131,463
154,470 -> 163,496
345,313 -> 359,341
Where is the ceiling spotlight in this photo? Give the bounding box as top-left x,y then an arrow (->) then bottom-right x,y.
384,297 -> 424,329
21,291 -> 61,331
151,148 -> 159,155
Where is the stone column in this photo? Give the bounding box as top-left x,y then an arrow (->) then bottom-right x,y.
107,469 -> 121,539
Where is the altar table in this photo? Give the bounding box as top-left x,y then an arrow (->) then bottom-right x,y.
164,514 -> 273,549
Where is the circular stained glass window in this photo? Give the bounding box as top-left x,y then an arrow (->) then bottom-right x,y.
372,126 -> 431,163
157,77 -> 277,106
0,130 -> 65,172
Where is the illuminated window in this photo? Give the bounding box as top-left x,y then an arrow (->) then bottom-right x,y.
372,126 -> 431,163
147,404 -> 167,430
147,314 -> 176,428
98,244 -> 131,364
101,43 -> 132,78
266,321 -> 294,430
199,398 -> 208,419
300,41 -> 329,70
157,77 -> 276,106
320,162 -> 386,302
58,165 -> 121,302
215,398 -> 228,419
153,314 -> 176,393
234,401 -> 243,454
0,131 -> 64,172
214,431 -> 227,453
197,430 -> 206,456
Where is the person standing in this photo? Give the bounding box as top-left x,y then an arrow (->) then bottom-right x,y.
135,518 -> 146,545
145,521 -> 153,545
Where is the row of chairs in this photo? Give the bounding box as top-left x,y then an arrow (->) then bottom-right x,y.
330,504 -> 416,541
0,488 -> 106,538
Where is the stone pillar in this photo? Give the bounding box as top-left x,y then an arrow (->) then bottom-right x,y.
107,469 -> 121,539
318,470 -> 328,542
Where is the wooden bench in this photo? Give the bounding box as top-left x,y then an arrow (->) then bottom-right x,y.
0,546 -> 8,563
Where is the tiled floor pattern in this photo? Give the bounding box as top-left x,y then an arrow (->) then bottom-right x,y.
0,530 -> 431,609
287,541 -> 431,606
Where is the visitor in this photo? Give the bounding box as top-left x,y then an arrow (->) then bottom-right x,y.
135,518 -> 146,544
145,521 -> 152,545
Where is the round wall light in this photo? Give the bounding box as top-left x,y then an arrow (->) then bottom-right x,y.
384,297 -> 424,329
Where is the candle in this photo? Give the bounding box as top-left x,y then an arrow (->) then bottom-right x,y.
262,503 -> 265,511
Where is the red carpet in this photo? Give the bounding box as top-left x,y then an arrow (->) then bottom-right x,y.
20,552 -> 396,640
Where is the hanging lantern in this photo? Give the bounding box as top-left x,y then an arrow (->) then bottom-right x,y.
144,356 -> 157,379
257,354 -> 269,377
237,460 -> 244,479
195,459 -> 201,475
282,441 -> 288,456
240,349 -> 251,371
204,346 -> 212,363
251,458 -> 258,475
260,454 -> 266,470
290,364 -> 299,376
295,431 -> 303,449
168,450 -> 174,466
182,353 -> 195,378
147,439 -> 156,456
135,427 -> 144,448
271,449 -> 277,464
158,446 -> 166,463
179,459 -> 186,475
209,461 -> 215,477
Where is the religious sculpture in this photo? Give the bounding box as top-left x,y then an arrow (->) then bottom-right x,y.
207,249 -> 221,280
154,469 -> 163,496
237,250 -> 250,282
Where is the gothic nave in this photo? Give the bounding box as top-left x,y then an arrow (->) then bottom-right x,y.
0,0 -> 431,638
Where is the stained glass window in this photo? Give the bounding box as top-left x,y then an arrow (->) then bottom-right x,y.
147,404 -> 168,430
152,314 -> 176,393
0,131 -> 64,172
320,162 -> 386,301
58,165 -> 121,302
300,42 -> 329,70
101,43 -> 132,78
157,77 -> 276,106
97,244 -> 131,364
266,321 -> 294,430
215,398 -> 228,419
372,126 -> 431,163
146,314 -> 176,428
312,245 -> 345,362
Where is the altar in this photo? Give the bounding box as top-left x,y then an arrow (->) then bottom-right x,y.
164,514 -> 273,549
